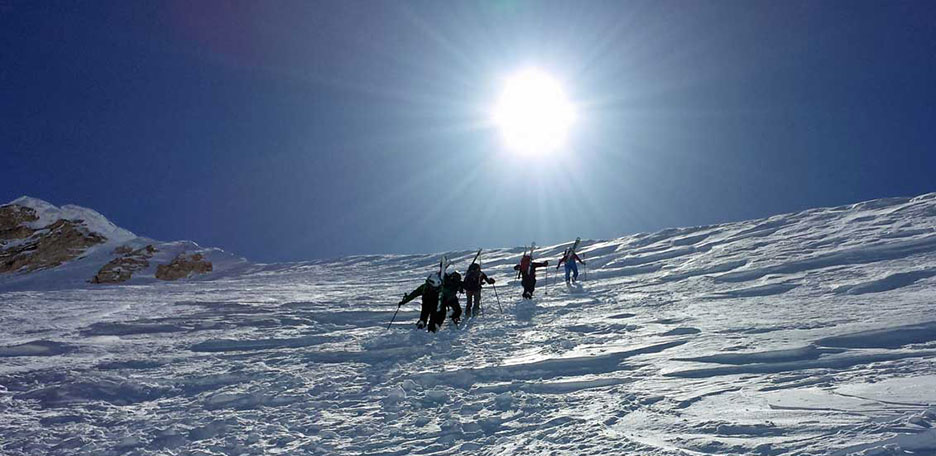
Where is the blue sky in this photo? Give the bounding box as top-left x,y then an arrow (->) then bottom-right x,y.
2,1 -> 934,262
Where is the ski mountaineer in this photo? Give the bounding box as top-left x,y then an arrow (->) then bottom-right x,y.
513,255 -> 548,299
438,268 -> 464,329
398,272 -> 443,332
556,248 -> 586,284
462,263 -> 495,318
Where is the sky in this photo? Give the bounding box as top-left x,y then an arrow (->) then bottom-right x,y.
2,1 -> 935,262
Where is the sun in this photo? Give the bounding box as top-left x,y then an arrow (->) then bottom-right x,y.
492,68 -> 576,155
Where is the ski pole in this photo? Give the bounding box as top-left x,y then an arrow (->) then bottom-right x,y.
545,266 -> 549,296
387,305 -> 401,330
584,262 -> 587,281
492,283 -> 504,313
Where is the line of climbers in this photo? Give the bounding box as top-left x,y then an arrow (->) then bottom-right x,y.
397,248 -> 586,332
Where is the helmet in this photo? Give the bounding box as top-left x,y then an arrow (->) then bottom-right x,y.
426,272 -> 442,288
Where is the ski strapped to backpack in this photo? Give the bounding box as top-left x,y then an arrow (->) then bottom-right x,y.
569,236 -> 581,259
471,248 -> 481,265
436,255 -> 450,312
464,248 -> 483,287
517,242 -> 536,279
467,248 -> 481,272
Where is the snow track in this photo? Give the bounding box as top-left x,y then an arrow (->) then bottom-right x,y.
2,194 -> 936,455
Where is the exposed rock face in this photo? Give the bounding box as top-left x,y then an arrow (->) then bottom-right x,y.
156,252 -> 213,281
0,203 -> 108,274
91,245 -> 158,284
113,245 -> 134,256
0,204 -> 39,241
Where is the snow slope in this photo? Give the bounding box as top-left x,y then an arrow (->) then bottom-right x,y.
1,193 -> 936,455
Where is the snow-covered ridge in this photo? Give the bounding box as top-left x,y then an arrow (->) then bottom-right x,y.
9,196 -> 136,243
0,196 -> 248,289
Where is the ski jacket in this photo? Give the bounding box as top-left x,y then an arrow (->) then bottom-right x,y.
400,283 -> 440,307
557,252 -> 583,268
514,261 -> 547,279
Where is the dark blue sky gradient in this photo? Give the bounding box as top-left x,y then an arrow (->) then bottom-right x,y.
2,1 -> 934,261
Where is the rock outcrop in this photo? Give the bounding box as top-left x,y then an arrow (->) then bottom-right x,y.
0,197 -> 244,289
156,252 -> 213,281
91,245 -> 158,284
0,204 -> 39,241
0,201 -> 108,274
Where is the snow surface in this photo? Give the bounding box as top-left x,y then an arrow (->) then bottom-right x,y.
2,194 -> 936,455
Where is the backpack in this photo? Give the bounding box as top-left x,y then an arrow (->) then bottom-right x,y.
464,265 -> 482,290
443,271 -> 461,291
519,255 -> 532,276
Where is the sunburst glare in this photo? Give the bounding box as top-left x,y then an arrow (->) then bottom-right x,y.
492,68 -> 576,155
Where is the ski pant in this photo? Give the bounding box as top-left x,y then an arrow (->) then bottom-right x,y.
465,290 -> 482,317
419,299 -> 434,326
428,296 -> 461,332
564,262 -> 579,282
521,276 -> 537,298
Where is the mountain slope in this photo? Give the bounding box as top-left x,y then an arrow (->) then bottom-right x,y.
1,193 -> 935,455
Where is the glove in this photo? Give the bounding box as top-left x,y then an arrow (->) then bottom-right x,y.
486,278 -> 495,284
544,261 -> 549,266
